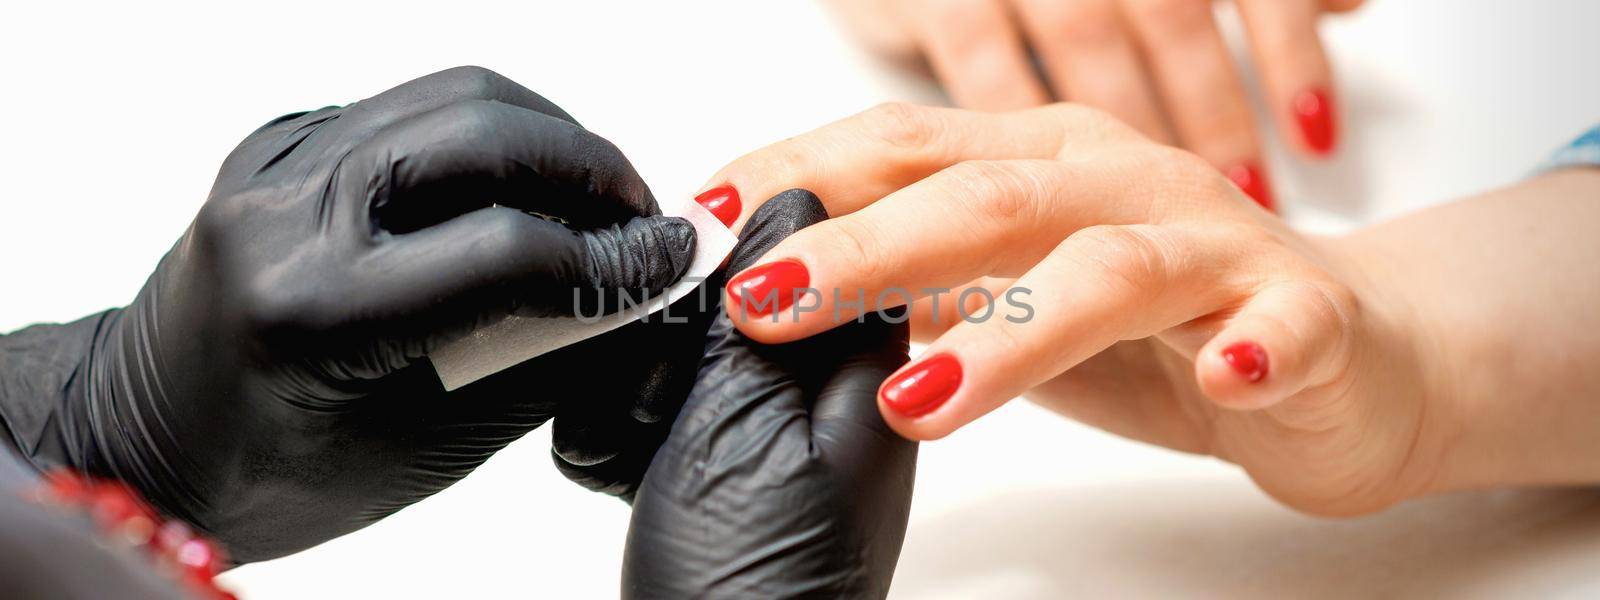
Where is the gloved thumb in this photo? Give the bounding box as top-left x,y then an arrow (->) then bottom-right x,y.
349,211 -> 696,373
560,214 -> 698,317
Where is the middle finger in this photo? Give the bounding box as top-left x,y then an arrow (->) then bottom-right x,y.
1010,0 -> 1174,143
1119,0 -> 1274,210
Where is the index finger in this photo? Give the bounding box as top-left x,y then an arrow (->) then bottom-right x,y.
697,103 -> 1143,231
723,147 -> 1235,344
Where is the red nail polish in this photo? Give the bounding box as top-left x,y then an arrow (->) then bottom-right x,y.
1224,162 -> 1275,212
1293,87 -> 1338,155
694,185 -> 741,228
881,353 -> 963,417
725,259 -> 809,316
1221,342 -> 1269,383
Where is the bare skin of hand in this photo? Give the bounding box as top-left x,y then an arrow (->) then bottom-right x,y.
695,102 -> 1600,516
824,0 -> 1365,210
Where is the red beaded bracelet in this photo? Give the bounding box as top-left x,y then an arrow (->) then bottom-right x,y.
24,469 -> 237,600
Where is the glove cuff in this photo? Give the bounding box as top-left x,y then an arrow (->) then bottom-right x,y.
0,310 -> 119,471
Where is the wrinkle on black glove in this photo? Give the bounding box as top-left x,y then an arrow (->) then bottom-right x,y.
622,190 -> 919,599
0,66 -> 698,563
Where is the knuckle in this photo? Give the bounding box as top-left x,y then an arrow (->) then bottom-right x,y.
435,65 -> 512,100
241,273 -> 327,336
1150,145 -> 1212,178
938,161 -> 1035,225
476,210 -> 546,261
821,218 -> 897,286
1262,278 -> 1361,377
431,100 -> 502,139
191,201 -> 326,336
1140,146 -> 1220,193
559,121 -> 621,163
1064,225 -> 1178,300
858,102 -> 943,151
241,284 -> 299,332
1039,101 -> 1103,126
1038,103 -> 1142,148
1305,279 -> 1361,348
192,198 -> 242,245
1215,221 -> 1283,254
745,141 -> 821,190
984,319 -> 1029,355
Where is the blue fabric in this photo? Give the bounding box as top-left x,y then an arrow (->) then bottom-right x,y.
1540,125 -> 1600,172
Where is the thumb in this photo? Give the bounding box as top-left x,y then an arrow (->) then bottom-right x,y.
1195,280 -> 1358,410
561,214 -> 698,316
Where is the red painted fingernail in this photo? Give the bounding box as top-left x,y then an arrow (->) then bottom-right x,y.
881,353 -> 963,417
1293,87 -> 1338,155
694,185 -> 741,228
1221,342 -> 1269,383
725,259 -> 809,317
1224,162 -> 1275,212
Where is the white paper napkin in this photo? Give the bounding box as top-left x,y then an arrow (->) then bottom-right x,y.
429,197 -> 739,390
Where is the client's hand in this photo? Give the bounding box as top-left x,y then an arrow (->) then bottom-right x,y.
824,0 -> 1363,208
623,190 -> 917,598
698,103 -> 1444,517
0,66 -> 698,562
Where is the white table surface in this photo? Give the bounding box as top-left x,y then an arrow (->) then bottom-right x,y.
3,1 -> 1598,597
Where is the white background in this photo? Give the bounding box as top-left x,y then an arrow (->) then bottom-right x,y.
3,1 -> 1599,597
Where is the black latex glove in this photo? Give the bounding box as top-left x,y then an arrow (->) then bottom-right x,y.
548,286 -> 720,502
0,66 -> 698,563
622,190 -> 919,598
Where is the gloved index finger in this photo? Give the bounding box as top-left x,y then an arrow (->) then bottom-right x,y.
345,98 -> 658,234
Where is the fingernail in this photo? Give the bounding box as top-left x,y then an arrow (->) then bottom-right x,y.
1224,162 -> 1275,212
725,259 -> 808,317
1293,87 -> 1338,155
1221,342 -> 1269,383
881,353 -> 963,418
694,185 -> 741,228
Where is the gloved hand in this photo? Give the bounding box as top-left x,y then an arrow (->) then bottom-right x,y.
547,288 -> 720,501
621,190 -> 919,598
0,66 -> 698,563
